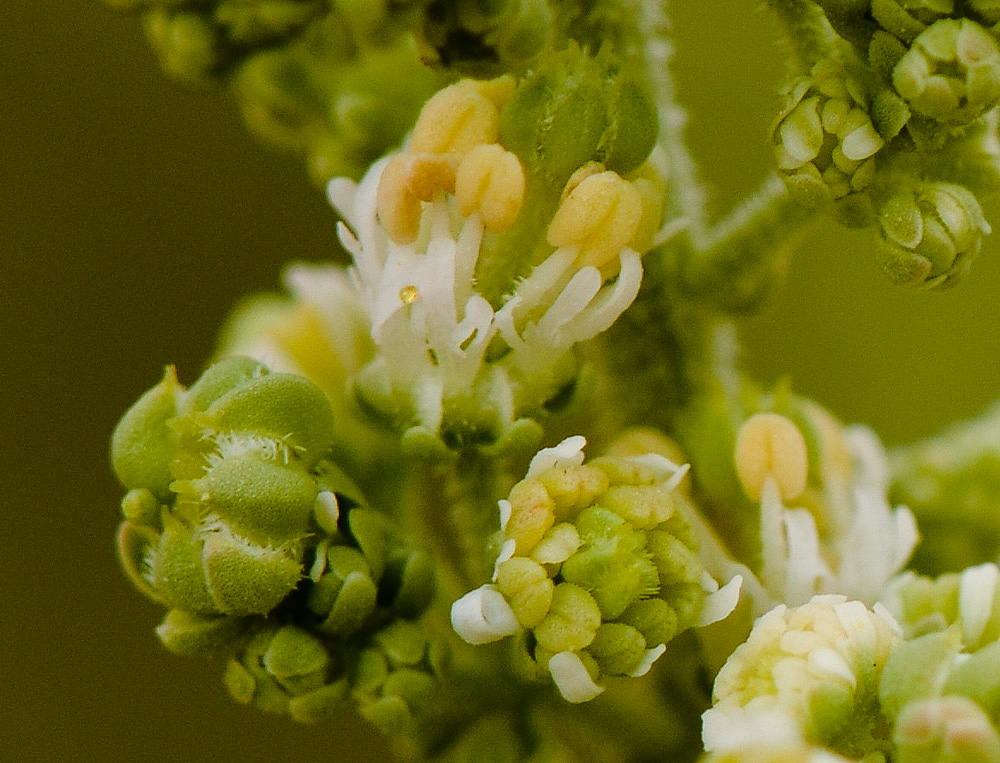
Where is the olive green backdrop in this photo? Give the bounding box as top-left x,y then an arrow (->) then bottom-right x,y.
7,2 -> 1000,761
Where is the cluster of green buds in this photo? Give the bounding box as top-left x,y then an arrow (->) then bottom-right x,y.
767,2 -> 1000,287
676,386 -> 917,615
450,436 -> 741,703
112,357 -> 440,730
773,60 -> 886,208
327,46 -> 667,457
418,0 -> 554,76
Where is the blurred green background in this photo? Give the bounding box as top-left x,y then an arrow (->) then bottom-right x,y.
6,1 -> 1000,760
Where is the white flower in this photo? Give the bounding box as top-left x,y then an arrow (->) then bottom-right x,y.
697,420 -> 919,616
703,594 -> 902,755
326,156 -> 643,437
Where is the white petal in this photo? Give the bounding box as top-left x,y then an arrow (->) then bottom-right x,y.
527,435 -> 587,477
450,585 -> 520,645
809,646 -> 856,688
630,644 -> 667,677
702,705 -> 803,752
960,563 -> 1000,646
547,651 -> 605,703
696,575 -> 743,626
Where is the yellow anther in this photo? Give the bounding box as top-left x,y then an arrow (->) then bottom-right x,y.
399,285 -> 418,304
404,153 -> 459,201
546,170 -> 644,270
505,479 -> 556,555
409,79 -> 504,156
376,154 -> 423,244
455,143 -> 525,232
495,557 -> 554,628
734,413 -> 809,502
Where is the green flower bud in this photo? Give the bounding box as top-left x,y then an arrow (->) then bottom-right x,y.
200,371 -> 334,466
876,181 -> 989,288
155,609 -> 247,657
351,621 -> 442,733
200,528 -> 304,615
884,564 -> 1000,651
499,45 -> 658,190
111,366 -> 183,502
225,625 -> 335,715
893,19 -> 1000,125
773,62 -> 884,207
179,452 -> 317,546
143,7 -> 221,83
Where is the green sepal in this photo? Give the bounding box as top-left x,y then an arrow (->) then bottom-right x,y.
287,678 -> 349,723
381,668 -> 436,712
262,625 -> 330,695
155,609 -> 247,656
353,647 -> 390,696
121,488 -> 162,527
870,0 -> 930,44
359,694 -> 411,734
116,521 -> 164,603
387,549 -> 437,618
201,531 -> 302,615
202,371 -> 335,466
319,571 -> 379,636
374,620 -> 428,668
111,365 -> 183,502
214,0 -> 325,46
147,518 -> 217,613
188,452 -> 316,546
347,508 -> 389,581
587,622 -> 646,676
943,639 -> 1000,717
880,629 -> 963,718
180,356 -> 267,416
223,659 -> 258,706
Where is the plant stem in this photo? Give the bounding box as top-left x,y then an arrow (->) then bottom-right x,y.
764,0 -> 842,73
680,174 -> 821,313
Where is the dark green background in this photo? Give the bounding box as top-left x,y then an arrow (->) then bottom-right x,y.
7,2 -> 1000,760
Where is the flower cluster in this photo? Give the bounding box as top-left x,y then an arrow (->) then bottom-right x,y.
678,389 -> 918,616
770,2 -> 1000,286
112,357 -> 440,730
329,55 -> 666,456
702,594 -> 901,758
451,436 -> 741,703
